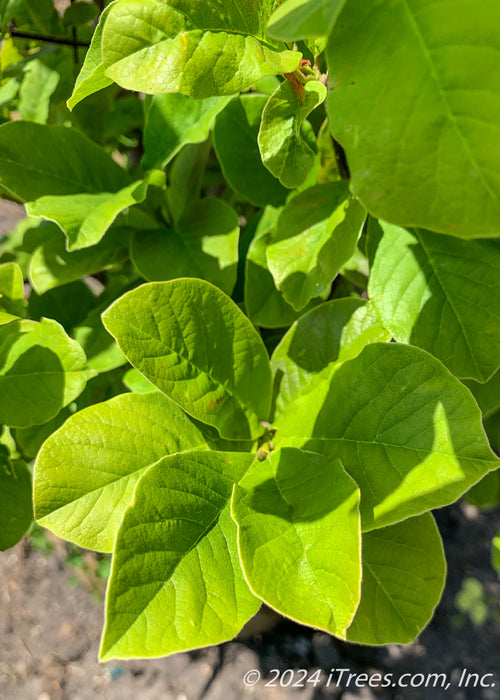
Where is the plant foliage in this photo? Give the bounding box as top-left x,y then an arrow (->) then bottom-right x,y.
0,0 -> 498,660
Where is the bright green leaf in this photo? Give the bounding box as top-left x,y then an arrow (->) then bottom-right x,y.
67,5 -> 114,110
492,531 -> 500,578
27,175 -> 160,251
258,79 -> 326,188
100,450 -> 259,660
245,207 -> 322,328
0,261 -> 25,324
267,182 -> 366,310
275,342 -> 499,531
19,58 -> 59,124
143,93 -> 231,170
123,367 -> 157,394
34,391 -> 212,552
326,0 -> 500,237
345,513 -> 446,644
232,447 -> 361,636
102,280 -> 273,440
368,220 -> 500,382
0,318 -> 96,428
267,0 -> 347,41
100,0 -> 300,98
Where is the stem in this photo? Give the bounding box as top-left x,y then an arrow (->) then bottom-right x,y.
8,25 -> 89,48
70,0 -> 79,63
332,138 -> 350,180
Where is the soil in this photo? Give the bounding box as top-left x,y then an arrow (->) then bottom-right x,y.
0,204 -> 499,700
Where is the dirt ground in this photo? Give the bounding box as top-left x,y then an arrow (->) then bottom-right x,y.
0,504 -> 499,700
0,204 -> 499,700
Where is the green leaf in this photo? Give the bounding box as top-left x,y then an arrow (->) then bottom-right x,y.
34,391 -> 212,552
19,58 -> 60,124
0,122 -> 129,202
0,261 -> 25,324
28,281 -> 96,334
102,280 -> 272,440
73,309 -> 126,373
326,0 -> 500,238
465,471 -> 500,511
232,447 -> 361,636
214,95 -> 288,207
166,139 -> 211,224
67,5 -> 114,110
100,450 -> 259,660
258,79 -> 326,189
267,182 -> 366,310
29,226 -> 131,294
271,298 -> 390,422
11,0 -> 62,34
345,513 -> 446,644
143,93 -> 231,170
492,531 -> 500,578
267,0 -> 347,41
131,198 -> 239,294
244,207 -> 323,329
464,371 -> 500,420
368,220 -> 500,382
0,318 -> 96,428
27,175 -> 160,251
0,449 -> 32,551
100,0 -> 300,98
63,1 -> 99,27
275,342 -> 499,531
123,367 -> 157,394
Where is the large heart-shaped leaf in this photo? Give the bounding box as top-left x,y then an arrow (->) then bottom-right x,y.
0,318 -> 96,428
232,447 -> 361,636
100,451 -> 259,660
275,343 -> 499,531
102,280 -> 272,440
100,0 -> 300,98
368,220 -> 500,382
345,513 -> 446,644
34,391 -> 212,552
326,0 -> 500,237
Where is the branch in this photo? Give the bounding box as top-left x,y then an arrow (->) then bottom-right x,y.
8,24 -> 89,48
